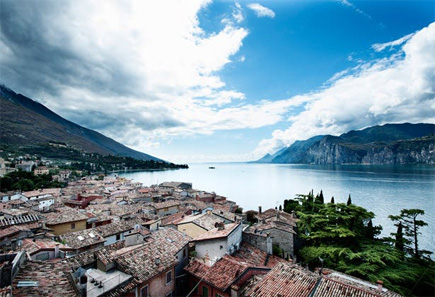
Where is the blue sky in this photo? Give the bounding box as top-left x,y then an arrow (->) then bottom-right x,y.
1,0 -> 434,163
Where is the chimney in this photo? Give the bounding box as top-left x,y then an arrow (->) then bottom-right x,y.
276,211 -> 280,219
55,243 -> 60,258
258,206 -> 262,214
376,280 -> 383,292
217,222 -> 225,231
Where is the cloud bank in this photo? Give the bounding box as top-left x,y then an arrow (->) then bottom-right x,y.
253,22 -> 435,158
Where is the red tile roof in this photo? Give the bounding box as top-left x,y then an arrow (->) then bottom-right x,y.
192,223 -> 240,242
12,259 -> 76,297
246,262 -> 318,297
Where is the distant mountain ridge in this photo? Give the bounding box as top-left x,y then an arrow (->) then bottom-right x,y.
255,123 -> 435,165
0,85 -> 163,161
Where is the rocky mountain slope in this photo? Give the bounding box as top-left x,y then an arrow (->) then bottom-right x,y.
0,85 -> 163,161
256,123 -> 435,165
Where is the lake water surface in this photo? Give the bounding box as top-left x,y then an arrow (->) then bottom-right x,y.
120,163 -> 435,253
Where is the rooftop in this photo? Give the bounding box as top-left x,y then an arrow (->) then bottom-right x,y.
60,229 -> 105,250
12,259 -> 76,296
86,268 -> 133,297
246,262 -> 318,297
192,222 -> 240,242
44,207 -> 88,225
115,241 -> 178,282
149,227 -> 191,255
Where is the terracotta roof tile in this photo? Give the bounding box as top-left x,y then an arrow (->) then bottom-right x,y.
12,259 -> 77,296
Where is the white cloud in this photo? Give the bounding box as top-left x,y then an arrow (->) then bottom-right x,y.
247,3 -> 275,18
253,22 -> 435,158
372,33 -> 415,52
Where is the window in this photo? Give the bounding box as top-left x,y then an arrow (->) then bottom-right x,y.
140,285 -> 148,297
166,271 -> 172,285
202,286 -> 209,297
183,248 -> 186,257
116,234 -> 121,240
71,223 -> 75,229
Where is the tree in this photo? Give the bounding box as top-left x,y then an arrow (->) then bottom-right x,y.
389,209 -> 431,258
279,205 -> 282,211
347,194 -> 352,206
330,196 -> 335,204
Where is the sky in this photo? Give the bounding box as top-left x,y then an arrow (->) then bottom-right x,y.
1,0 -> 434,163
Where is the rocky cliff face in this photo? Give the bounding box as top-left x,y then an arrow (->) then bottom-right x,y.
256,123 -> 435,165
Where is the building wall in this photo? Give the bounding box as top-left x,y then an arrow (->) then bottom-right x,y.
242,232 -> 271,253
175,244 -> 189,276
47,220 -> 87,235
156,205 -> 179,217
267,228 -> 294,258
103,230 -> 132,246
177,222 -> 207,238
138,267 -> 175,297
195,238 -> 227,261
195,224 -> 242,261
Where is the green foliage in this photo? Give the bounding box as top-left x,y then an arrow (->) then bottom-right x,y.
389,209 -> 431,259
291,191 -> 434,296
235,208 -> 243,214
0,170 -> 62,192
272,243 -> 282,257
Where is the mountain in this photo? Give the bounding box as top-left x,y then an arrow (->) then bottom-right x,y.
0,85 -> 163,161
256,123 -> 435,165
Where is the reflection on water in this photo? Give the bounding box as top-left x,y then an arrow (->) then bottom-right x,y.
120,163 -> 435,253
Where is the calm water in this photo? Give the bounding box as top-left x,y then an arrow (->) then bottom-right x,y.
120,163 -> 435,253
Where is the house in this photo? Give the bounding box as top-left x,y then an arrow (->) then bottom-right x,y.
246,208 -> 298,258
176,212 -> 230,238
33,166 -> 49,176
94,221 -> 135,246
11,259 -> 77,296
21,238 -> 73,260
64,193 -> 103,209
192,222 -> 243,263
245,262 -> 402,297
15,160 -> 34,172
185,242 -> 286,297
159,181 -> 193,190
150,227 -> 191,287
60,228 -> 105,253
150,200 -> 180,217
89,241 -> 178,297
44,207 -> 88,235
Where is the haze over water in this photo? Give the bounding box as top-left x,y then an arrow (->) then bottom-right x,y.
121,163 -> 435,253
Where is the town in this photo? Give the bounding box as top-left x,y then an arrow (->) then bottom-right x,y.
0,156 -> 403,297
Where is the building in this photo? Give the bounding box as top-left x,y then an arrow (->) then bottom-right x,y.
176,212 -> 230,238
44,207 -> 88,235
192,222 -> 243,263
150,200 -> 180,217
94,221 -> 135,246
60,228 -> 105,253
21,238 -> 73,260
185,242 -> 286,297
11,259 -> 76,296
33,166 -> 49,176
245,262 -> 402,297
159,181 -> 193,190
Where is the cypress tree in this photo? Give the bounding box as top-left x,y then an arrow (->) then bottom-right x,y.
347,194 -> 352,206
395,221 -> 404,253
330,196 -> 335,204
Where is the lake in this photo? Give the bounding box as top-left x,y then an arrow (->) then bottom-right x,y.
120,163 -> 435,253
